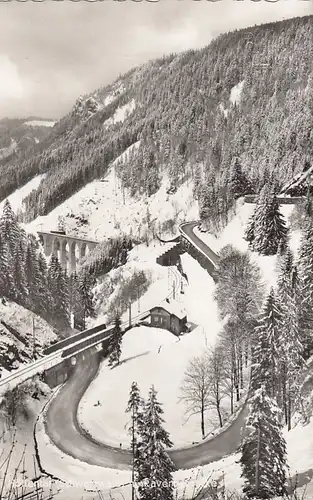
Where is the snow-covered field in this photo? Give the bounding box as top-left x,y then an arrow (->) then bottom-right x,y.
78,251 -> 227,448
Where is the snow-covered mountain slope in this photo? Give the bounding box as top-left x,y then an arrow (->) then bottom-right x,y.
196,199 -> 302,290
0,117 -> 55,162
26,161 -> 198,242
0,174 -> 46,215
3,15 -> 313,224
0,301 -> 57,376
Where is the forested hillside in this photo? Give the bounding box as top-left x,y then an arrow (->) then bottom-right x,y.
1,15 -> 313,231
0,117 -> 55,164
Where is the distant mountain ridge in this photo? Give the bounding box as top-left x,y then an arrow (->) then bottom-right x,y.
1,15 -> 313,224
0,116 -> 56,164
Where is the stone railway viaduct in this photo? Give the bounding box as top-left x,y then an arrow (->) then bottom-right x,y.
38,231 -> 98,272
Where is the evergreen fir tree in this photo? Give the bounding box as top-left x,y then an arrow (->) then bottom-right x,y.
126,382 -> 143,499
0,200 -> 22,257
137,386 -> 175,500
47,255 -> 70,329
192,164 -> 202,200
303,189 -> 313,218
69,272 -> 79,329
240,385 -> 288,499
13,239 -> 28,304
108,316 -> 123,366
75,271 -> 95,330
0,233 -> 14,298
277,248 -> 294,303
251,289 -> 282,401
25,235 -> 41,309
229,157 -> 251,199
37,252 -> 50,318
297,219 -> 313,357
252,187 -> 288,255
278,282 -> 304,430
244,212 -> 256,248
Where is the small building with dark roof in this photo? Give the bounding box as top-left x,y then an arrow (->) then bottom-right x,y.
149,300 -> 187,336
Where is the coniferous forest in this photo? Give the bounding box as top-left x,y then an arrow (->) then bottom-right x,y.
0,200 -> 97,334
0,16 -> 313,234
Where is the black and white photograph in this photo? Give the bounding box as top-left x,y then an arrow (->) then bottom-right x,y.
1,0 -> 313,499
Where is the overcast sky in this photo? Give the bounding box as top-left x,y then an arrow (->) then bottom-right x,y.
0,1 -> 312,120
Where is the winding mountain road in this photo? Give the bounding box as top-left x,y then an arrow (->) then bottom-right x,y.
44,222 -> 248,471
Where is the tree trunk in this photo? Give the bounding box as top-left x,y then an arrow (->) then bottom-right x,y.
216,400 -> 223,428
230,370 -> 234,415
244,341 -> 249,367
282,377 -> 288,427
239,349 -> 244,390
255,423 -> 261,496
201,399 -> 205,439
233,353 -> 240,402
287,390 -> 292,432
132,410 -> 135,500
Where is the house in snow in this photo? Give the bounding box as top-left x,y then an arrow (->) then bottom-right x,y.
149,300 -> 188,336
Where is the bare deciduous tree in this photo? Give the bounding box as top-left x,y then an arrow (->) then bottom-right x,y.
179,353 -> 212,439
206,345 -> 228,428
179,346 -> 229,438
219,319 -> 247,413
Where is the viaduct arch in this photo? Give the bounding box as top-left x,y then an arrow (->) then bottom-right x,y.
38,231 -> 98,273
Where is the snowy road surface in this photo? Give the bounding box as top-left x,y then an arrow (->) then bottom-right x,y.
179,221 -> 220,274
46,348 -> 248,470
44,222 -> 248,470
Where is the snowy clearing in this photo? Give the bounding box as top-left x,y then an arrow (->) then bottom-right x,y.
219,102 -> 228,117
230,80 -> 245,105
27,164 -> 197,242
104,99 -> 136,127
1,173 -> 46,214
25,120 -> 56,127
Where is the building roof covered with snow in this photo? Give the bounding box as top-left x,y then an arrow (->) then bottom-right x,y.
150,300 -> 187,320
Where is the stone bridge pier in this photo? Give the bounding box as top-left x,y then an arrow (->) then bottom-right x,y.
38,231 -> 98,272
